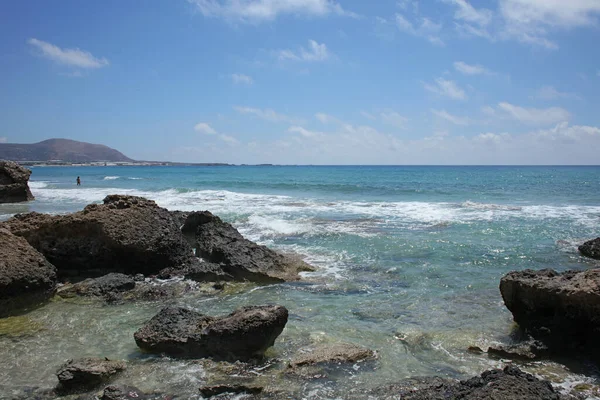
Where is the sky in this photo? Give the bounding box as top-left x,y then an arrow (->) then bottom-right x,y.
1,0 -> 600,165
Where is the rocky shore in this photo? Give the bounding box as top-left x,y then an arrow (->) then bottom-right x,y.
1,193 -> 599,399
0,160 -> 34,203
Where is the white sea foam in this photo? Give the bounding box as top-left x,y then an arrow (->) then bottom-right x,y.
28,181 -> 49,189
103,176 -> 120,180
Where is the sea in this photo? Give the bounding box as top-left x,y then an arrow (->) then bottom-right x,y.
1,165 -> 600,399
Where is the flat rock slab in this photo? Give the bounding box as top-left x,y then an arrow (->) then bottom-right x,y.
182,211 -> 314,282
0,228 -> 57,317
56,358 -> 126,393
134,305 -> 288,361
579,238 -> 600,260
57,273 -> 135,298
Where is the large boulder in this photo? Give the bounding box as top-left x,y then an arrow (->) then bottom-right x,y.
579,238 -> 600,260
0,160 -> 34,203
0,228 -> 57,317
56,357 -> 126,393
134,305 -> 288,361
500,268 -> 600,358
2,195 -> 195,279
360,366 -> 572,400
182,211 -> 314,283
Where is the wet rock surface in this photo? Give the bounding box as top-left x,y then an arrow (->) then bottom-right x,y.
57,273 -> 135,298
0,228 -> 57,317
100,385 -> 165,400
183,211 -> 314,282
500,268 -> 600,360
199,384 -> 263,398
288,343 -> 376,369
579,238 -> 600,260
56,357 -> 126,393
2,195 -> 195,279
487,339 -> 549,361
0,160 -> 34,203
134,305 -> 288,361
357,366 -> 575,400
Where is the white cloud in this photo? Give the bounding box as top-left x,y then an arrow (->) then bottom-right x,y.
194,122 -> 217,135
396,13 -> 444,45
453,61 -> 492,75
496,102 -> 570,125
27,38 -> 109,69
288,126 -> 322,138
424,78 -> 467,100
499,0 -> 600,49
0,137 -> 7,143
234,106 -> 300,123
431,109 -> 471,126
379,110 -> 408,129
443,0 -> 493,26
188,0 -> 358,22
278,40 -> 330,62
534,85 -> 580,101
315,112 -> 339,124
231,73 -> 254,85
218,134 -> 240,145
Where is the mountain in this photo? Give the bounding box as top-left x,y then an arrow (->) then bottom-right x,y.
0,139 -> 134,163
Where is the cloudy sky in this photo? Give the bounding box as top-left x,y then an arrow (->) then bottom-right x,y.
1,0 -> 600,164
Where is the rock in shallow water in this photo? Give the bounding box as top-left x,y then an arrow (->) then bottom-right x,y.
2,195 -> 195,279
500,268 -> 600,360
56,357 -> 126,393
579,238 -> 600,260
0,228 -> 57,317
57,273 -> 135,298
289,342 -> 376,369
0,160 -> 34,203
134,305 -> 288,361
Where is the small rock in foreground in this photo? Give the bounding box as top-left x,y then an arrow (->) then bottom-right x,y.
56,357 -> 126,393
579,238 -> 600,260
134,305 -> 288,361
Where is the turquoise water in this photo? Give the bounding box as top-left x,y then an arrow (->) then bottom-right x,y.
1,165 -> 600,398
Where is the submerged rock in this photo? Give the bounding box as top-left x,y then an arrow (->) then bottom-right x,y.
183,211 -> 314,282
134,305 -> 288,361
199,384 -> 263,398
289,343 -> 376,369
0,160 -> 34,203
360,366 -> 573,400
487,339 -> 548,361
579,238 -> 600,260
0,228 -> 57,317
500,268 -> 600,360
2,195 -> 195,279
56,357 -> 126,393
101,385 -> 164,400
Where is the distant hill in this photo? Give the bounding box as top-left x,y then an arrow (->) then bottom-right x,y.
0,139 -> 134,163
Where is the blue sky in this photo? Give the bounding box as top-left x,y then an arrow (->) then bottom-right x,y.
1,0 -> 600,164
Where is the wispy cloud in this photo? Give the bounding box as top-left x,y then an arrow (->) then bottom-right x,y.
194,122 -> 217,135
424,78 -> 467,100
534,85 -> 580,101
288,126 -> 322,138
315,112 -> 340,124
499,0 -> 600,50
193,122 -> 239,145
27,38 -> 109,69
235,106 -> 300,124
231,73 -> 254,85
496,102 -> 570,125
453,61 -> 493,75
395,13 -> 444,46
379,110 -> 408,129
431,109 -> 471,126
188,0 -> 358,22
278,40 -> 330,62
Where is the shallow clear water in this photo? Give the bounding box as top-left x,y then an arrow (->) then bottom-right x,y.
1,165 -> 600,398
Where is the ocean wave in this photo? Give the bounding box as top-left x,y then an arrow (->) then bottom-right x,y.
103,176 -> 120,180
461,201 -> 522,211
28,181 -> 49,189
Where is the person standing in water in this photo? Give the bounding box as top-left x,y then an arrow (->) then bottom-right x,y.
76,176 -> 81,186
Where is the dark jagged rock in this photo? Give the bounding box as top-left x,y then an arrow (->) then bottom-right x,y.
183,211 -> 314,282
487,339 -> 548,361
0,160 -> 34,203
157,259 -> 233,282
134,305 -> 288,361
199,384 -> 263,398
56,358 -> 125,393
0,228 -> 57,317
289,343 -> 376,369
57,273 -> 135,298
359,366 -> 573,400
579,238 -> 600,260
500,268 -> 600,359
101,385 -> 162,400
2,195 -> 195,279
